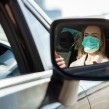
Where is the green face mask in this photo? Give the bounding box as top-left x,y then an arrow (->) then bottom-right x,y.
82,36 -> 100,53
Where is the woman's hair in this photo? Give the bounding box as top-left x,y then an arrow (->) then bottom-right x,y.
76,25 -> 105,59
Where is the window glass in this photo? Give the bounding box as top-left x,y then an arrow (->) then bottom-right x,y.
23,6 -> 52,70
0,24 -> 20,79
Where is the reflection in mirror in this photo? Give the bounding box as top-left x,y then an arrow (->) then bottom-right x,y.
54,20 -> 109,69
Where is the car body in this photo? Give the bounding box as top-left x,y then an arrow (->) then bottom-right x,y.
0,0 -> 109,109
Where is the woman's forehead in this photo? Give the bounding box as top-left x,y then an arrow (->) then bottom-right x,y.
84,26 -> 101,33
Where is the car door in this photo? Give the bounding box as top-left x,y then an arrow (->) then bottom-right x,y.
0,0 -> 53,109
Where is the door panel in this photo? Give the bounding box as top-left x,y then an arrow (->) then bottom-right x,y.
0,70 -> 52,109
17,82 -> 49,109
0,82 -> 49,109
88,82 -> 109,109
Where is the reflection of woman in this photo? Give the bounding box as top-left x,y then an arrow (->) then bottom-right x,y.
70,25 -> 109,67
56,25 -> 109,68
56,25 -> 109,107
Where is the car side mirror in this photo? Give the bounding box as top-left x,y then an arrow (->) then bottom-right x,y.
50,18 -> 109,80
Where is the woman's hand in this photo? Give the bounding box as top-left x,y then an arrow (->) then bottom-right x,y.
55,52 -> 66,68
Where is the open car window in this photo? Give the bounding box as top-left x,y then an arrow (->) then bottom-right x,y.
0,24 -> 20,79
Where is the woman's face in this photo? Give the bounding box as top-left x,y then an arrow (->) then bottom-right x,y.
82,26 -> 102,54
84,26 -> 101,40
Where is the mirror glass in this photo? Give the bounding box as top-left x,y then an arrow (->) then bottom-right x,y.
52,19 -> 109,78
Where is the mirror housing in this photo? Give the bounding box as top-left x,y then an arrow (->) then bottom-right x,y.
50,18 -> 109,80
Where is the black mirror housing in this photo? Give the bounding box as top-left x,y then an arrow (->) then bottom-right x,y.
50,18 -> 109,81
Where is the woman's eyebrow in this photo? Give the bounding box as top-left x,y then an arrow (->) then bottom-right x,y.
92,33 -> 100,35
92,33 -> 99,34
84,33 -> 99,35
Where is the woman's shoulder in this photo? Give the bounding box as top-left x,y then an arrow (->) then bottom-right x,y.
70,54 -> 87,67
101,57 -> 109,63
69,60 -> 77,67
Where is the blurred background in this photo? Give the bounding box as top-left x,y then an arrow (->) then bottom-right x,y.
35,0 -> 109,20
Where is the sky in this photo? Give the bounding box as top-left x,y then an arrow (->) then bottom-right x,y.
44,0 -> 109,17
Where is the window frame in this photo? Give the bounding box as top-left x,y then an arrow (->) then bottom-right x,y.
0,0 -> 50,74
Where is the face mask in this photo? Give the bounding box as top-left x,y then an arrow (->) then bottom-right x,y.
82,36 -> 100,53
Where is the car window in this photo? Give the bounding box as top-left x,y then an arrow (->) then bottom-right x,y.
0,24 -> 20,79
22,4 -> 52,70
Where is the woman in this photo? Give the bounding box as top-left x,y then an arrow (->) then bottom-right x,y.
56,25 -> 109,68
